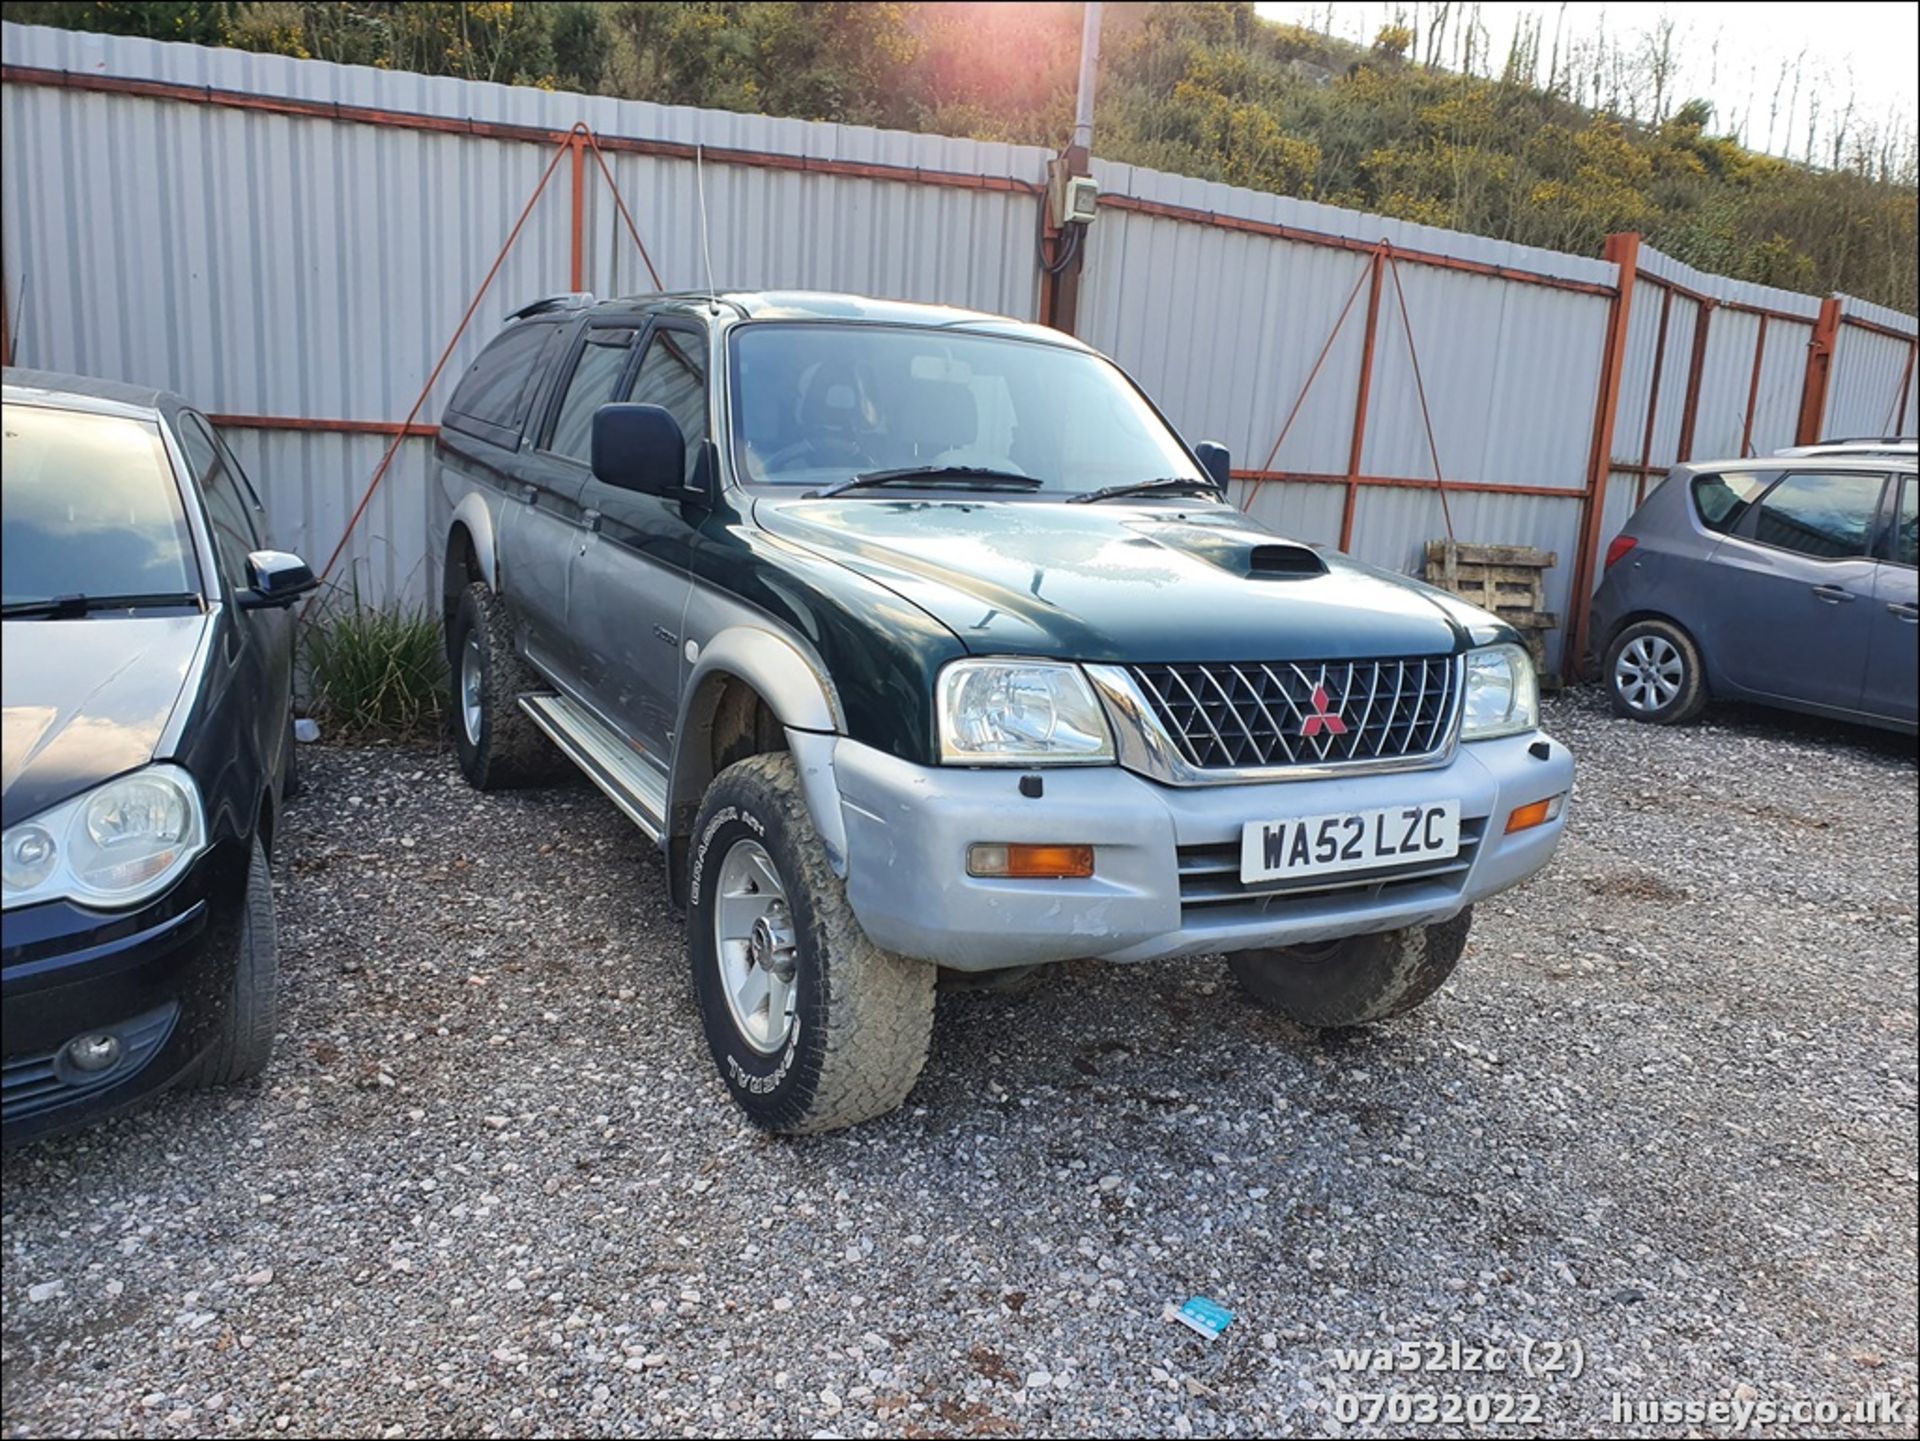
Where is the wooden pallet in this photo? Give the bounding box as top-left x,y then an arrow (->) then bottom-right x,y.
1423,541 -> 1561,687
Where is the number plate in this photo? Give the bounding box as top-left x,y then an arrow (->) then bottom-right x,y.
1239,801 -> 1460,884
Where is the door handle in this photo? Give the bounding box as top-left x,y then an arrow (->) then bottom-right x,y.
1811,584 -> 1856,604
519,484 -> 538,506
1891,602 -> 1919,623
583,509 -> 603,533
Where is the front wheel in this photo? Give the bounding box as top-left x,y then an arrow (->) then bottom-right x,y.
688,753 -> 935,1135
1226,909 -> 1472,1028
196,839 -> 278,1086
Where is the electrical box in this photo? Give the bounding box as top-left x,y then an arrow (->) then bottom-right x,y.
1051,173 -> 1099,228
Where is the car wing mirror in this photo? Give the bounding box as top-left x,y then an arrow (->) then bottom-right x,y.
592,403 -> 687,497
1194,441 -> 1233,492
239,550 -> 318,610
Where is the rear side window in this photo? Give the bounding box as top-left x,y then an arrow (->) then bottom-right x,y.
546,327 -> 640,463
445,322 -> 559,446
1892,480 -> 1917,566
1691,471 -> 1770,533
1746,471 -> 1885,560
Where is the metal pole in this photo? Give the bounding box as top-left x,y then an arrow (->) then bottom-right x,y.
1045,1 -> 1102,336
1072,1 -> 1101,154
1339,248 -> 1387,552
1740,315 -> 1768,457
1795,297 -> 1840,445
1566,231 -> 1640,680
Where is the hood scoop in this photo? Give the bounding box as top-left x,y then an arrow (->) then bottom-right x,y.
1246,542 -> 1327,578
1127,520 -> 1329,580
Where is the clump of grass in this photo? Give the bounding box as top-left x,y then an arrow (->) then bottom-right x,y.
303,601 -> 446,741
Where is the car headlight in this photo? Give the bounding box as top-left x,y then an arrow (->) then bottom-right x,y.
937,659 -> 1115,765
1,764 -> 206,911
1460,642 -> 1540,741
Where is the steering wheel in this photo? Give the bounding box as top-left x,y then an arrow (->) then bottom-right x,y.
762,433 -> 878,474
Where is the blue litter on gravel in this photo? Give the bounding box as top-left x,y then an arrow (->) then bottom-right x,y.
1174,1295 -> 1235,1340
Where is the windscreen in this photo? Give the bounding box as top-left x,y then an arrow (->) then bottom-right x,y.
2,403 -> 199,605
728,323 -> 1204,494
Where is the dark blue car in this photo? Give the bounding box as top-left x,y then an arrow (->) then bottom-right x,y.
2,369 -> 315,1142
1590,446 -> 1917,732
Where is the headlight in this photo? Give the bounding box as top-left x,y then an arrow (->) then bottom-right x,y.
1460,643 -> 1540,741
937,659 -> 1115,765
1,765 -> 206,910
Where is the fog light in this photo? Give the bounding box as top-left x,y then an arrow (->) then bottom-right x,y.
63,1032 -> 123,1072
1505,793 -> 1567,834
967,843 -> 1095,879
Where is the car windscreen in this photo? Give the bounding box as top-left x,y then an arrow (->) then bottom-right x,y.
1,403 -> 200,605
727,323 -> 1205,495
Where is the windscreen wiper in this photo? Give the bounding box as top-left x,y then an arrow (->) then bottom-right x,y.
1067,477 -> 1225,505
1,591 -> 201,619
812,465 -> 1045,499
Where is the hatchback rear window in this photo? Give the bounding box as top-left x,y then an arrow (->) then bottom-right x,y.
1691,471 -> 1770,533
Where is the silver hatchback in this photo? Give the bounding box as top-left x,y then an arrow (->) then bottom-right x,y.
1588,451 -> 1917,733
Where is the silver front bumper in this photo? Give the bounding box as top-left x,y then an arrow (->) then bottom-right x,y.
833,732 -> 1573,971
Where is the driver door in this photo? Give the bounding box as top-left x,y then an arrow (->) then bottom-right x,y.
570,320 -> 709,757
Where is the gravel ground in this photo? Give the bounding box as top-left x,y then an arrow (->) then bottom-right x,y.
3,690 -> 1915,1439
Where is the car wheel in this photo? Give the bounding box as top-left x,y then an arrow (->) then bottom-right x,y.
447,581 -> 562,790
1226,909 -> 1472,1028
688,753 -> 936,1134
196,838 -> 278,1086
1605,618 -> 1708,724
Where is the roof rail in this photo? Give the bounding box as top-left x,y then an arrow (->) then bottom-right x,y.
506,292 -> 596,323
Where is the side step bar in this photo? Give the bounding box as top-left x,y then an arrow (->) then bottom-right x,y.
518,694 -> 670,842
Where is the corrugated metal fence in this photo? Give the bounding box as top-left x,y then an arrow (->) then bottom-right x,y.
3,21 -> 1915,670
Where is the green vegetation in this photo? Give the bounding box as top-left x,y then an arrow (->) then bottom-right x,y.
11,1 -> 1914,310
302,598 -> 447,741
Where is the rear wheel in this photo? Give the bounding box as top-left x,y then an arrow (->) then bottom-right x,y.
447,582 -> 562,789
1227,909 -> 1472,1028
1605,618 -> 1708,724
196,839 -> 278,1086
688,753 -> 935,1134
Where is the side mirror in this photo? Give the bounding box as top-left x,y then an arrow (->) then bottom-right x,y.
238,550 -> 317,610
1194,441 -> 1233,492
592,403 -> 686,496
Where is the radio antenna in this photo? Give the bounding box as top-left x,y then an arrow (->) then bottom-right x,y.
696,143 -> 719,314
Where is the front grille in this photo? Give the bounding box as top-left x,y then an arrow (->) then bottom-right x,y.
1132,656 -> 1458,771
1177,817 -> 1487,919
1,1003 -> 178,1125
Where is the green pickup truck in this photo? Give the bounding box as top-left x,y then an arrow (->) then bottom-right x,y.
433,291 -> 1574,1134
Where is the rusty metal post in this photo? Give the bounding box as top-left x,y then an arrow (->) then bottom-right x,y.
569,130 -> 587,292
1795,297 -> 1841,445
1894,341 -> 1917,434
1740,314 -> 1769,457
1566,231 -> 1640,680
1676,301 -> 1713,461
1339,247 -> 1387,552
1635,286 -> 1674,503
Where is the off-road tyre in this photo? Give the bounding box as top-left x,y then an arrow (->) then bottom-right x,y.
447,581 -> 562,789
196,839 -> 278,1086
688,753 -> 936,1135
1604,617 -> 1709,724
1227,908 -> 1473,1029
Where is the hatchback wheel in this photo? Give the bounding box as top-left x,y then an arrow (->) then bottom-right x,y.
1604,618 -> 1707,724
